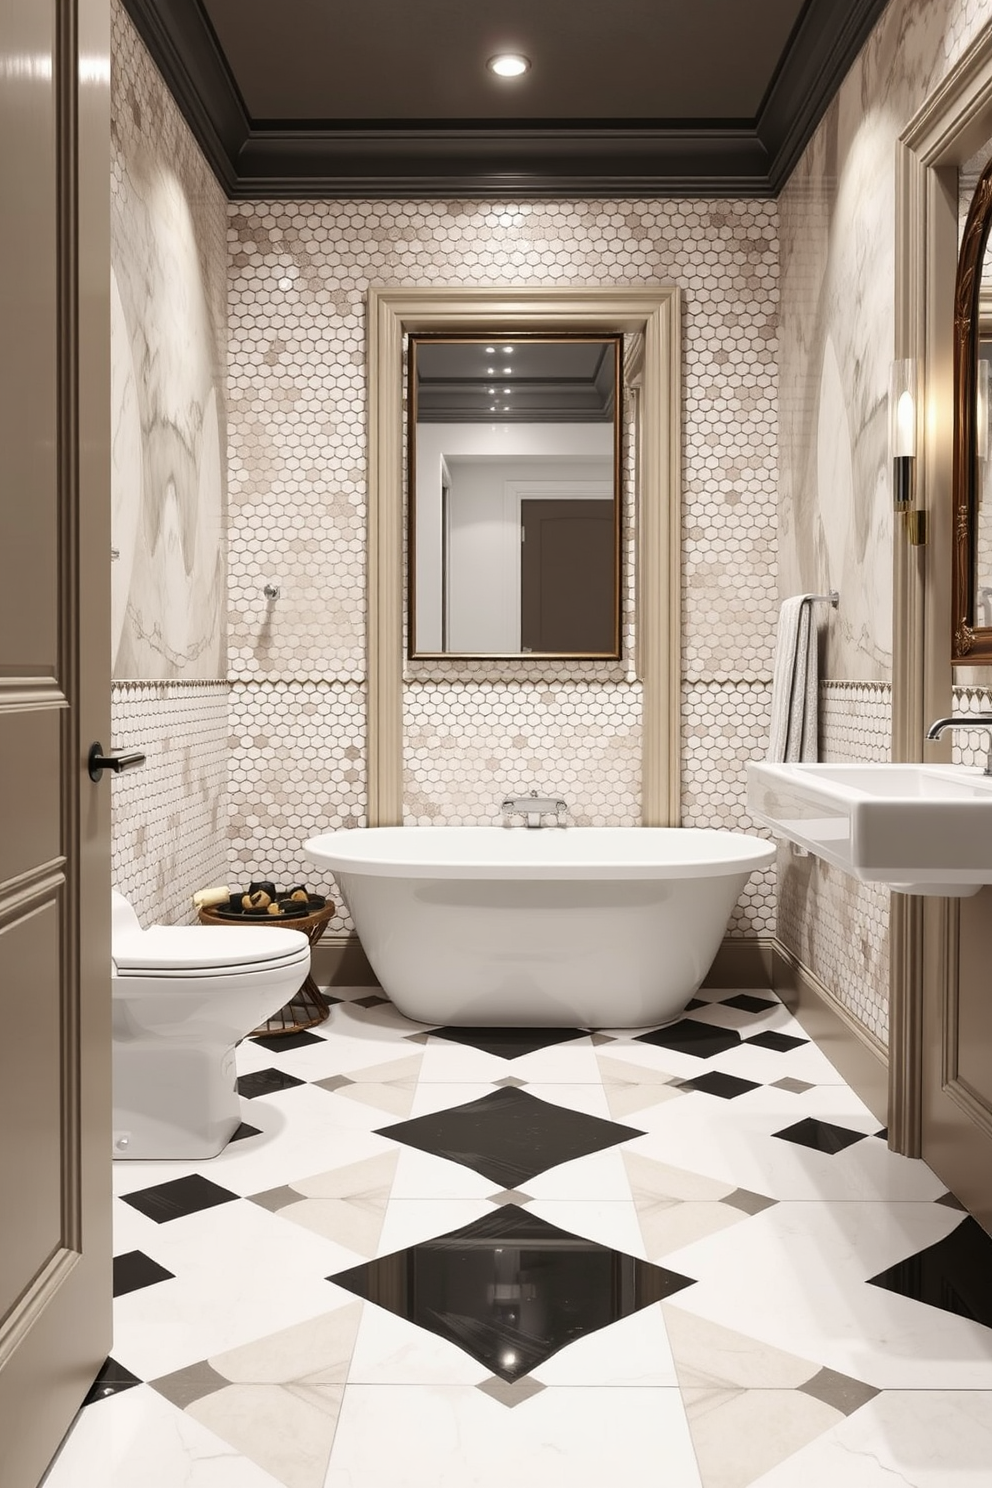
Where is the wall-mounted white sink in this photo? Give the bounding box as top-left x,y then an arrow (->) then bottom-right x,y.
746,761 -> 992,896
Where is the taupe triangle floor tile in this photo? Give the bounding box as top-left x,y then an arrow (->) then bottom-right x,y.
721,1187 -> 777,1216
475,1375 -> 547,1408
314,1074 -> 354,1093
681,1385 -> 843,1488
334,1079 -> 419,1117
588,1033 -> 616,1045
272,1152 -> 397,1255
798,1365 -> 880,1416
249,1184 -> 302,1214
185,1305 -> 364,1488
336,1054 -> 424,1086
489,1188 -> 534,1205
625,1153 -> 753,1257
598,1053 -> 682,1085
771,1076 -> 815,1094
403,1031 -> 432,1044
493,1076 -> 528,1088
150,1359 -> 229,1411
662,1304 -> 821,1391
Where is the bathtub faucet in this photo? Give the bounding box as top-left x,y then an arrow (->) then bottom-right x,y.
501,790 -> 569,828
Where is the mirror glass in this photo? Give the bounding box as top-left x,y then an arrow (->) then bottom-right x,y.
408,335 -> 622,657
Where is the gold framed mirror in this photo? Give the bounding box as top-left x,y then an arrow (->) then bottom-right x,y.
952,153 -> 992,661
408,334 -> 622,658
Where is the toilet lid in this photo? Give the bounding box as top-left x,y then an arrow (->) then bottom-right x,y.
113,926 -> 311,974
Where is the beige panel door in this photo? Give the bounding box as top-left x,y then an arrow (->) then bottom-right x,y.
0,2 -> 112,1485
520,499 -> 616,653
922,893 -> 992,1235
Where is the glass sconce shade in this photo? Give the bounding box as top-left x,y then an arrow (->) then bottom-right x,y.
890,358 -> 917,512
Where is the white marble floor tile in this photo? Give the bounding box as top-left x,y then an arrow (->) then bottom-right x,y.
663,1200 -> 992,1389
113,1202 -> 360,1380
625,1093 -> 943,1202
415,1035 -> 603,1085
373,1198 -> 497,1256
524,1196 -> 649,1258
747,1389 -> 992,1486
524,1145 -> 637,1201
531,1300 -> 678,1386
42,1385 -> 289,1488
347,1301 -> 490,1386
323,1384 -> 702,1488
387,1144 -> 511,1201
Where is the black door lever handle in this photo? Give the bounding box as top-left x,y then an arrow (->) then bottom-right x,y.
87,742 -> 147,783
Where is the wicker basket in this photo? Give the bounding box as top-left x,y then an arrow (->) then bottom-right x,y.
197,898 -> 335,1036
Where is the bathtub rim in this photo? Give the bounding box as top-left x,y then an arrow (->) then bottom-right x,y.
304,825 -> 775,880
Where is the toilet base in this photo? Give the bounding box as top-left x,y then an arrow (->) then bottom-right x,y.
113,1042 -> 242,1160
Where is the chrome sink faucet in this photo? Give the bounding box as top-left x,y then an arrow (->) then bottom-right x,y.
500,790 -> 569,828
925,715 -> 992,775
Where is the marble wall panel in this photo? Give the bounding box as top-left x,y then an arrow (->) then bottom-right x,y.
111,0 -> 228,682
110,1 -> 230,924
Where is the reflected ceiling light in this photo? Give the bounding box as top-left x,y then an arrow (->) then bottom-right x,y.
487,54 -> 530,78
503,366 -> 512,373
485,346 -> 495,353
502,346 -> 514,353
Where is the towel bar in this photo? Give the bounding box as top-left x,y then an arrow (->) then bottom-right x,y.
808,591 -> 839,607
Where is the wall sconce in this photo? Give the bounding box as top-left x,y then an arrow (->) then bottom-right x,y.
889,358 -> 917,513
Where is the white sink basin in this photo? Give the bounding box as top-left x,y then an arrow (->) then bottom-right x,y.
746,761 -> 992,896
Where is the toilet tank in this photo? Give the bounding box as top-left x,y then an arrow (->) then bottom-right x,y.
111,889 -> 143,940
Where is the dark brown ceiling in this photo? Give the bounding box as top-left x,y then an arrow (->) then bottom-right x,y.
122,0 -> 891,197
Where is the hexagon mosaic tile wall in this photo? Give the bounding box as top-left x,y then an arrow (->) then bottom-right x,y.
226,195 -> 780,937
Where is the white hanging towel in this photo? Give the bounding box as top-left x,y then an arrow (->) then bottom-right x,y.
767,596 -> 819,762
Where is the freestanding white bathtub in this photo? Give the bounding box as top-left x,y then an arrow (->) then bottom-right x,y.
305,826 -> 774,1028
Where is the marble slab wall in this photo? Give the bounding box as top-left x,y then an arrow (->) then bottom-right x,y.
110,0 -> 230,921
227,198 -> 779,933
776,0 -> 992,1042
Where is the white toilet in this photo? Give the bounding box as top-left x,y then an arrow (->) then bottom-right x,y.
111,889 -> 311,1160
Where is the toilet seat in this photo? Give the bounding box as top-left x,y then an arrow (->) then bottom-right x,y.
113,925 -> 311,976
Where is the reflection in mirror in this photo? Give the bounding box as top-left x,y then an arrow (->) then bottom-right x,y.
408,335 -> 622,657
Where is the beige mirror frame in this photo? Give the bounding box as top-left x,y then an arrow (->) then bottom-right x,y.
366,285 -> 681,827
952,156 -> 992,662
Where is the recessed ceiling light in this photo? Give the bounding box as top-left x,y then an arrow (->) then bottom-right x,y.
503,366 -> 512,373
502,346 -> 514,354
487,54 -> 530,78
485,346 -> 495,353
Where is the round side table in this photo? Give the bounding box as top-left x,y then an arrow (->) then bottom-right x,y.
197,899 -> 336,1036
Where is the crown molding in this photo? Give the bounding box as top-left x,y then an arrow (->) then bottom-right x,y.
122,0 -> 891,198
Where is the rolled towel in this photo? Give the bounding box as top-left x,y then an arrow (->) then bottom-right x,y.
192,885 -> 230,909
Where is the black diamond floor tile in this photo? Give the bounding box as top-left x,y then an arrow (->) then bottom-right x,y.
772,1117 -> 867,1156
229,1121 -> 262,1143
83,1357 -> 142,1406
236,1067 -> 306,1099
113,1250 -> 175,1297
635,1018 -> 741,1060
430,1026 -> 588,1059
868,1217 -> 992,1330
683,998 -> 707,1010
679,1071 -> 762,1100
720,994 -> 778,1014
376,1086 -> 644,1188
744,1030 -> 809,1053
329,1203 -> 695,1381
250,1029 -> 325,1051
119,1173 -> 240,1224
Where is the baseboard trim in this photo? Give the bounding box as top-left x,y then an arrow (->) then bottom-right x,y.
702,936 -> 776,988
313,936 -> 377,987
771,939 -> 889,1124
